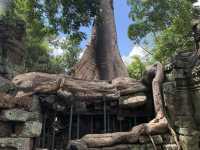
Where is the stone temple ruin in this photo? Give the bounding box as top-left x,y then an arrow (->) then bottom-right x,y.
1,4 -> 200,150
0,37 -> 200,150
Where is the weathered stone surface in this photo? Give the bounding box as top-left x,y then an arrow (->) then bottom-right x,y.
176,128 -> 200,136
162,82 -> 177,123
0,109 -> 40,122
0,147 -> 17,150
0,76 -> 15,93
174,116 -> 196,128
163,144 -> 178,150
190,89 -> 200,126
179,135 -> 200,150
0,109 -> 30,122
0,138 -> 32,150
120,94 -> 146,108
162,134 -> 175,144
174,89 -> 193,116
0,122 -> 12,137
30,95 -> 41,112
139,135 -> 163,145
173,69 -> 185,79
15,121 -> 42,138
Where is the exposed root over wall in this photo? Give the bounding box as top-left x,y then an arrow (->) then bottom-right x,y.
67,63 -> 171,150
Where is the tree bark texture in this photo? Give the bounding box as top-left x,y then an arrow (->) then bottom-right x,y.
12,73 -> 146,103
72,0 -> 128,80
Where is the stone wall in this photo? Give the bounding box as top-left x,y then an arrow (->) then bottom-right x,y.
163,51 -> 200,150
0,96 -> 42,150
0,51 -> 200,150
0,19 -> 25,78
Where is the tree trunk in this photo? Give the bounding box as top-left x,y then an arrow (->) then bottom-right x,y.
72,0 -> 128,80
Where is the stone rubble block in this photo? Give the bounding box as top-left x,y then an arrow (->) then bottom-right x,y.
87,144 -> 162,150
173,69 -> 185,79
0,138 -> 33,150
174,116 -> 196,128
179,135 -> 200,150
163,144 -> 178,150
15,121 -> 42,138
174,90 -> 193,116
176,128 -> 200,136
162,134 -> 175,144
0,109 -> 41,122
131,144 -> 156,150
0,122 -> 12,137
0,76 -> 15,93
139,135 -> 163,145
119,95 -> 147,108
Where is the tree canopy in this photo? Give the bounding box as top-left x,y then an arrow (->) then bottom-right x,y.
128,0 -> 199,63
23,0 -> 99,39
127,55 -> 145,80
1,0 -> 199,80
1,0 -> 98,74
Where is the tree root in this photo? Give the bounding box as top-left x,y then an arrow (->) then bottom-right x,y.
67,63 -> 172,150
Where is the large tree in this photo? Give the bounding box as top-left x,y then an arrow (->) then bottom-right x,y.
128,0 -> 199,63
3,0 -> 128,79
72,0 -> 128,80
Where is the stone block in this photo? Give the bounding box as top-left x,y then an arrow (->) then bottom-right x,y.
174,116 -> 196,128
190,90 -> 200,126
173,69 -> 185,79
162,134 -> 175,144
0,109 -> 41,122
0,138 -> 32,150
176,128 -> 200,136
174,90 -> 193,116
163,144 -> 178,150
15,121 -> 42,138
0,76 -> 15,93
139,135 -> 163,145
0,122 -> 12,137
179,135 -> 200,150
30,95 -> 41,112
139,144 -> 162,150
120,95 -> 146,108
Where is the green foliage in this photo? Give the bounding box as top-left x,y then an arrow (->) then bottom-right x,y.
128,0 -> 199,62
30,0 -> 99,39
2,0 -> 87,74
50,38 -> 81,72
153,26 -> 194,63
60,39 -> 81,70
128,56 -> 146,80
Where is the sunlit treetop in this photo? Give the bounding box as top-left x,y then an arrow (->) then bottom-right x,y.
32,0 -> 99,39
128,0 -> 198,42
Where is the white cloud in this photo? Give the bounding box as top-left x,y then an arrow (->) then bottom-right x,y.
122,45 -> 146,65
78,50 -> 84,59
193,0 -> 200,7
51,47 -> 63,56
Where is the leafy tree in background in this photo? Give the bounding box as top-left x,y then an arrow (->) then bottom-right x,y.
2,0 -> 97,73
128,0 -> 199,63
50,37 -> 82,73
29,0 -> 99,39
127,55 -> 145,80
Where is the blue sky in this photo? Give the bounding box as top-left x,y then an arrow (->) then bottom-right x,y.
113,0 -> 133,56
